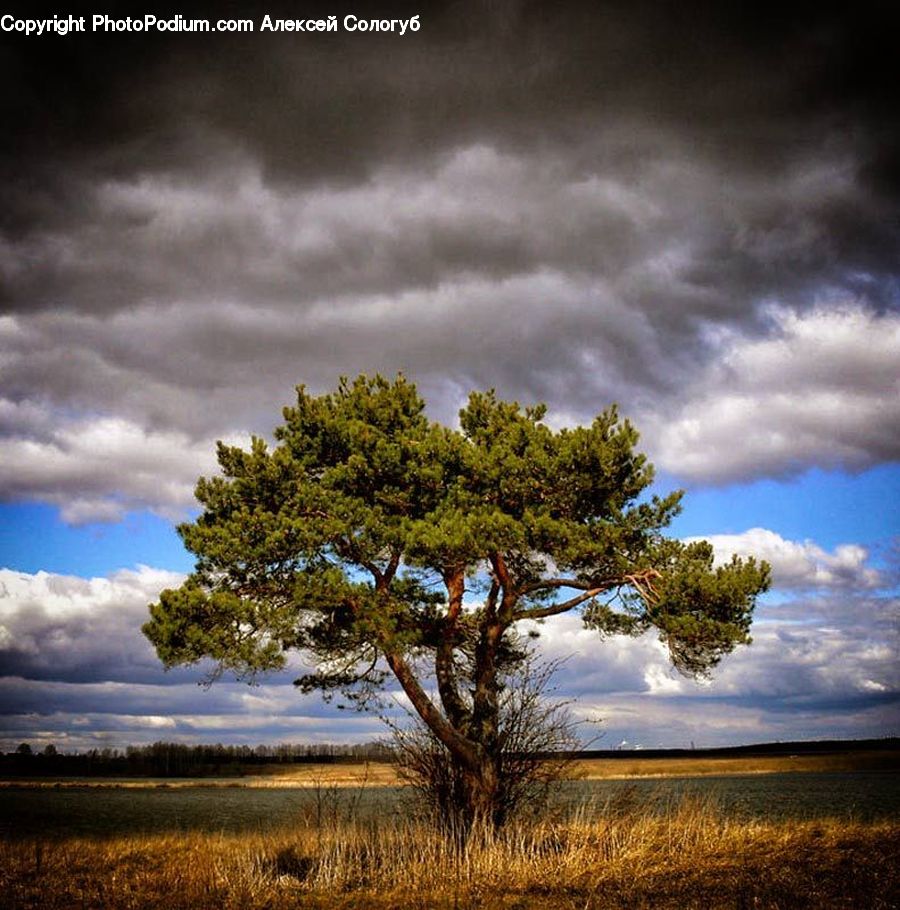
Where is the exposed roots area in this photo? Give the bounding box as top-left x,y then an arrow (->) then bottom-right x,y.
2,800 -> 898,909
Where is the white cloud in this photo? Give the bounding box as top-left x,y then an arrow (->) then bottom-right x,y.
708,616 -> 900,700
648,304 -> 900,482
0,401 -> 246,522
0,565 -> 185,679
0,561 -> 896,750
0,676 -> 387,752
4,298 -> 895,519
537,592 -> 898,747
686,527 -> 883,589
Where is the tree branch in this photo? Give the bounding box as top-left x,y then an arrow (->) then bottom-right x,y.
519,577 -> 615,595
513,569 -> 662,621
490,553 -> 513,595
484,577 -> 500,616
513,587 -> 608,620
384,649 -> 479,770
383,550 -> 401,585
624,569 -> 662,606
436,568 -> 469,729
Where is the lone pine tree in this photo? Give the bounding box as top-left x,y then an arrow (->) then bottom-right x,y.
144,374 -> 769,828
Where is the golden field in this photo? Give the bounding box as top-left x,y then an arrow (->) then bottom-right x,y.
571,747 -> 899,780
2,798 -> 897,909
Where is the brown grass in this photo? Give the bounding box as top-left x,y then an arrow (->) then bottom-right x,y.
2,797 -> 897,909
0,761 -> 400,790
572,748 -> 899,780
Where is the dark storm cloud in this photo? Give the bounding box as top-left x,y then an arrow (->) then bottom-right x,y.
1,0 -> 898,516
5,0 -> 897,280
4,1 -> 898,310
6,2 -> 897,185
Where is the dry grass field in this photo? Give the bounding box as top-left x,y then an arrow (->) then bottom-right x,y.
572,748 -> 899,780
2,797 -> 897,909
3,761 -> 402,790
3,751 -> 897,907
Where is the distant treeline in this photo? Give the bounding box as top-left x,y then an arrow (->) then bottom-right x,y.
544,736 -> 900,761
2,740 -> 395,777
3,736 -> 896,778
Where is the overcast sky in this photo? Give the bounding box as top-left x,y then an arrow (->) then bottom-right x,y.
1,0 -> 897,752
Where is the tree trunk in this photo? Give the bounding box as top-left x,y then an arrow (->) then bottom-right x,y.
389,582 -> 510,836
460,755 -> 503,831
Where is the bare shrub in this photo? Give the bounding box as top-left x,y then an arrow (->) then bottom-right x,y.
389,657 -> 587,835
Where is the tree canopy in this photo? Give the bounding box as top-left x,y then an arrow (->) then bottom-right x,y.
144,374 -> 770,824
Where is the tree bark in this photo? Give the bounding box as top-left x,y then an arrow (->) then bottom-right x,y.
460,755 -> 502,830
